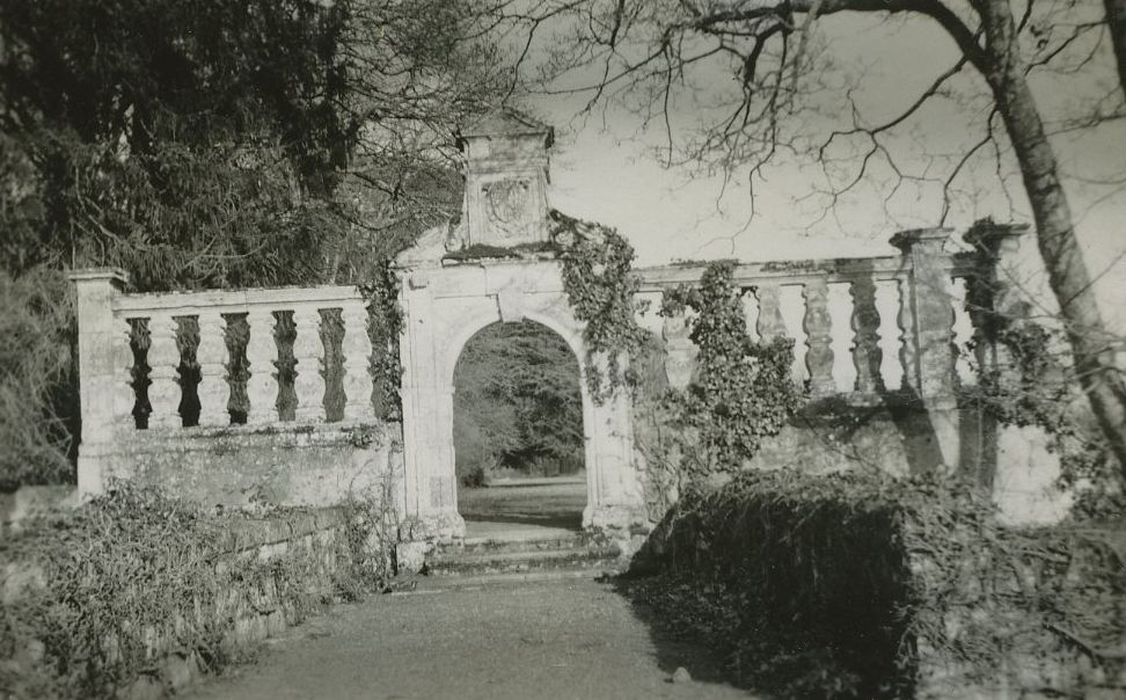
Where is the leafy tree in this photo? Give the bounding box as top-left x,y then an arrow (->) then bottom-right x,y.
0,0 -> 506,288
494,0 -> 1126,477
453,321 -> 585,483
0,0 -> 506,488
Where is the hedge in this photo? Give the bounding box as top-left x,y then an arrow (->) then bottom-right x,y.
629,468 -> 1126,698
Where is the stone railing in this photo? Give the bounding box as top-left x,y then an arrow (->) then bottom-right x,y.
637,226 -> 1021,409
69,275 -> 386,498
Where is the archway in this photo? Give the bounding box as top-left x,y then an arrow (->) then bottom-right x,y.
452,320 -> 586,536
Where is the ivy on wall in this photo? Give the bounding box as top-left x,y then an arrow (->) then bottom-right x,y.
551,210 -> 649,403
359,260 -> 403,422
960,317 -> 1121,518
660,261 -> 804,478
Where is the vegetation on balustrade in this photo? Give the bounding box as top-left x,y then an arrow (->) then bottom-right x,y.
552,210 -> 650,402
359,260 -> 405,422
0,482 -> 393,699
957,306 -> 1124,520
657,261 -> 804,481
623,468 -> 1126,698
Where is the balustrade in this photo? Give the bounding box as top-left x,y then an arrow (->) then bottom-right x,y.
70,223 -> 1016,499
66,284 -> 381,438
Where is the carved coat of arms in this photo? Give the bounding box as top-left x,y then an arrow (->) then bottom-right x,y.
483,179 -> 531,240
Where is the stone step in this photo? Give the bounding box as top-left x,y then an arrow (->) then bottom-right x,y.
425,541 -> 621,577
452,533 -> 594,556
404,567 -> 617,592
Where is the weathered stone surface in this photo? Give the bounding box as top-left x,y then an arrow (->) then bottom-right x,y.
292,307 -> 326,422
196,313 -> 229,427
245,309 -> 279,425
802,276 -> 835,396
849,275 -> 885,394
146,313 -> 182,430
102,423 -> 401,509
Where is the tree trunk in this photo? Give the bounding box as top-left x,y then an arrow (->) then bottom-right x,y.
1106,0 -> 1126,96
979,0 -> 1126,475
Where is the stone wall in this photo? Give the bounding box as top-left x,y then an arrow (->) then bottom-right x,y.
97,422 -> 403,510
1,506 -> 365,699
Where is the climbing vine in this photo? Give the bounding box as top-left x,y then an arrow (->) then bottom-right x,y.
552,210 -> 649,402
660,261 -> 804,479
959,317 -> 1121,519
359,260 -> 403,421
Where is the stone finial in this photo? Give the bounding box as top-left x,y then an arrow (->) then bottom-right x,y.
457,108 -> 554,248
964,219 -> 1030,259
889,227 -> 953,255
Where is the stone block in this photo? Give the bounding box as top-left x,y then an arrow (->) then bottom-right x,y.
118,674 -> 164,700
160,652 -> 200,694
396,541 -> 430,574
1,561 -> 46,604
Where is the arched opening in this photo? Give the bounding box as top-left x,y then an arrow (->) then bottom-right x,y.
452,319 -> 586,536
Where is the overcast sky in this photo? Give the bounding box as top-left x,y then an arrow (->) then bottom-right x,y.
513,8 -> 1126,330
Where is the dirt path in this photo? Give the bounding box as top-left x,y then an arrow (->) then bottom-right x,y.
186,577 -> 753,700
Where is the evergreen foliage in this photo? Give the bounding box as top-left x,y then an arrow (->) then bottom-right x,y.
0,0 -> 505,488
453,321 -> 584,484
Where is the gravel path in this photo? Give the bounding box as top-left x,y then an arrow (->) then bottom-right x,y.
186,577 -> 752,700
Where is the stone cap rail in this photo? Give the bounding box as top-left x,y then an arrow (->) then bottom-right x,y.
112,284 -> 367,315
635,252 -> 979,291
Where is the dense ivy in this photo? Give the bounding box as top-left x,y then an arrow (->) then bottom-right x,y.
959,314 -> 1122,519
660,261 -> 804,478
359,261 -> 404,422
552,210 -> 649,402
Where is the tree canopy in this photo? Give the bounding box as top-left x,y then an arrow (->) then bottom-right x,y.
0,0 -> 507,489
0,0 -> 506,289
453,321 -> 585,483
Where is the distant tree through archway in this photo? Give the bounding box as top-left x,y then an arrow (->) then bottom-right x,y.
452,320 -> 586,531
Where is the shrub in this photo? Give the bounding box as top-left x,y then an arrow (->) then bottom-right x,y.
629,468 -> 1126,698
0,267 -> 77,491
0,483 -> 389,698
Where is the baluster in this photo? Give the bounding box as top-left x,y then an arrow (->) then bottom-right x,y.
146,314 -> 181,429
741,289 -> 760,342
341,302 -> 375,422
196,313 -> 229,427
113,317 -> 137,430
802,277 -> 835,396
246,310 -> 278,424
850,276 -> 885,394
293,307 -> 326,422
896,276 -> 917,393
662,312 -> 696,390
754,282 -> 786,341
